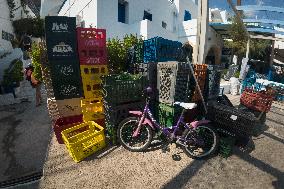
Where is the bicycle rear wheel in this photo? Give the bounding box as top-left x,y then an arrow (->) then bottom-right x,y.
117,117 -> 153,152
183,125 -> 219,159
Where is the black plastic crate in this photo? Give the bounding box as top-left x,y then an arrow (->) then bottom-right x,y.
52,79 -> 83,100
237,103 -> 268,138
46,38 -> 78,61
175,70 -> 193,102
49,61 -> 81,81
133,62 -> 158,98
204,65 -> 224,101
45,16 -> 78,61
103,101 -> 145,144
206,101 -> 262,137
215,95 -> 234,107
45,16 -> 76,36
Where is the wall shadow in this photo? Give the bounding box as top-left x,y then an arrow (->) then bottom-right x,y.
161,159 -> 206,189
263,132 -> 284,145
234,149 -> 284,189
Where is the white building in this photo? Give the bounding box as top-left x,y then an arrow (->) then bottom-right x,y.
41,0 -> 224,64
56,0 -> 197,42
0,0 -> 35,56
209,8 -> 230,24
0,0 -> 36,86
0,1 -> 14,55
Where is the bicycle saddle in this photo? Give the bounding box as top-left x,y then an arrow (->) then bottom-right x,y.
174,102 -> 197,110
143,87 -> 153,96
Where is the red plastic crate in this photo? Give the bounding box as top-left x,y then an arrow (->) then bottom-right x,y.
78,47 -> 107,65
53,114 -> 83,144
77,28 -> 106,49
240,88 -> 273,113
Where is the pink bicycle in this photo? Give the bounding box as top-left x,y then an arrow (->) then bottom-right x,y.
117,87 -> 219,159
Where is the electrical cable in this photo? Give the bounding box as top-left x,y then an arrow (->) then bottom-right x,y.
77,0 -> 94,16
63,0 -> 78,16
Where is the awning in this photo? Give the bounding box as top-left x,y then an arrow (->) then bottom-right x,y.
209,23 -> 231,38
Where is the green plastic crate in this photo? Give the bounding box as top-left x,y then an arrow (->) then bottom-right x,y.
102,74 -> 148,106
219,136 -> 236,158
158,103 -> 182,128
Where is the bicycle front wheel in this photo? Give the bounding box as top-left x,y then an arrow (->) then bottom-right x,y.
183,125 -> 219,159
117,117 -> 153,152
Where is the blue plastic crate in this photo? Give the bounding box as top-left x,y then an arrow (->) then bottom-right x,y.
143,37 -> 182,63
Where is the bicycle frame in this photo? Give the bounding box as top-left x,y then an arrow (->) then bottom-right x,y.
131,98 -> 210,142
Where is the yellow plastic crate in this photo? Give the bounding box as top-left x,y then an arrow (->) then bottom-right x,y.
81,98 -> 105,122
81,79 -> 103,99
80,65 -> 108,82
62,121 -> 106,162
80,65 -> 108,99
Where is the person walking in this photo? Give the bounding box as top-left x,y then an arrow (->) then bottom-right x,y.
24,64 -> 42,106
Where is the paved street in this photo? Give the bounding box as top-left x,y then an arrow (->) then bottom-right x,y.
0,95 -> 283,189
0,91 -> 52,188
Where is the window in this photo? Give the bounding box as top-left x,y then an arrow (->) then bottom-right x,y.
118,0 -> 128,23
162,21 -> 167,29
143,11 -> 152,21
184,10 -> 191,21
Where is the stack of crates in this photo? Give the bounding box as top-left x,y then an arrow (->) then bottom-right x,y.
157,61 -> 193,127
45,16 -> 84,144
131,37 -> 184,120
76,28 -> 108,123
45,16 -> 83,103
101,74 -> 147,144
45,17 -> 107,162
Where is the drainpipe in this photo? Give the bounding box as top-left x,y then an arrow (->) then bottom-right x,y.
270,36 -> 275,66
245,38 -> 250,59
195,0 -> 209,64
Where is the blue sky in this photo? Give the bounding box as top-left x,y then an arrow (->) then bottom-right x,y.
209,0 -> 284,10
209,0 -> 284,21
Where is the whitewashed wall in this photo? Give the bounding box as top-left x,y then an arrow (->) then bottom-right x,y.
205,26 -> 223,64
58,0 -> 198,41
96,0 -> 179,40
177,0 -> 198,23
41,0 -> 67,17
12,0 -> 36,21
0,0 -> 14,55
59,0 -> 98,27
179,19 -> 197,45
